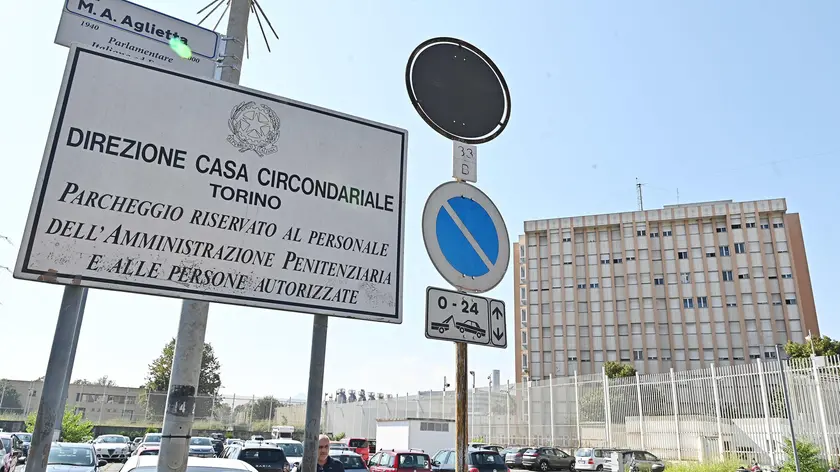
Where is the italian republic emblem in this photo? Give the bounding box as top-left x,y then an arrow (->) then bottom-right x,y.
226,101 -> 281,157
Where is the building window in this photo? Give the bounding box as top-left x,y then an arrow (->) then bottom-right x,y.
723,270 -> 733,281
633,350 -> 644,361
680,272 -> 690,284
738,272 -> 750,280
786,298 -> 797,305
761,223 -> 770,229
654,277 -> 664,285
613,258 -> 623,264
601,257 -> 610,265
719,245 -> 730,257
683,298 -> 694,309
650,232 -> 659,238
697,297 -> 708,308
637,229 -> 647,236
678,251 -> 688,260
773,222 -> 785,228
663,230 -> 672,236
716,226 -> 727,233
590,283 -> 599,289
731,223 -> 741,229
746,222 -> 756,228
781,273 -> 792,279
734,242 -> 745,254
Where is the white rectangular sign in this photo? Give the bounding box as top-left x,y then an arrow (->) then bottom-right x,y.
56,0 -> 221,78
425,286 -> 506,348
452,141 -> 477,183
15,45 -> 408,323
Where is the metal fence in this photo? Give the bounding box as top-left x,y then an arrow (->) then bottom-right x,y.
313,355 -> 840,465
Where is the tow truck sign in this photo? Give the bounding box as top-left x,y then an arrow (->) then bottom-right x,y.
425,286 -> 506,348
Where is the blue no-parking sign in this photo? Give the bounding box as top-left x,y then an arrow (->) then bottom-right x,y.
422,181 -> 510,293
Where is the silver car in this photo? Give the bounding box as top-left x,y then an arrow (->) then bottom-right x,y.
574,448 -> 615,471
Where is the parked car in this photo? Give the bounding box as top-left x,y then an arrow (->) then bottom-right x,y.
141,433 -> 163,448
11,433 -> 31,464
504,447 -> 530,469
122,455 -> 257,472
574,448 -> 615,472
46,442 -> 108,472
607,451 -> 664,472
431,448 -> 504,472
265,439 -> 304,469
521,447 -> 574,472
132,445 -> 160,457
222,441 -> 290,472
331,450 -> 369,472
188,437 -> 217,458
92,434 -> 132,462
0,434 -> 23,472
370,450 -> 432,472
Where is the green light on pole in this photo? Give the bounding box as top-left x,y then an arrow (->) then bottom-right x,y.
169,37 -> 192,59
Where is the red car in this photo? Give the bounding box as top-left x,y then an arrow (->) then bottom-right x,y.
368,450 -> 432,472
0,434 -> 23,472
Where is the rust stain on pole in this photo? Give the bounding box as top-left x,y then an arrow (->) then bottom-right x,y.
456,342 -> 468,472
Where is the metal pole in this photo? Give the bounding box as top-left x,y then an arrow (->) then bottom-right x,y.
776,345 -> 800,472
526,379 -> 532,444
601,367 -> 610,447
487,380 -> 492,444
505,381 -> 510,445
55,288 -> 88,440
709,364 -> 724,460
548,374 -> 555,446
756,359 -> 776,467
300,315 -> 329,472
455,343 -> 468,472
635,372 -> 645,450
25,285 -> 87,472
573,371 -> 581,447
157,300 -> 209,472
669,369 -> 681,461
157,2 -> 249,471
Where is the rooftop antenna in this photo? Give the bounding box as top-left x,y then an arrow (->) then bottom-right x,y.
197,0 -> 279,59
636,178 -> 644,211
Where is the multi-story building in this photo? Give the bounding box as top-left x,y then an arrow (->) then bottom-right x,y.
513,198 -> 819,382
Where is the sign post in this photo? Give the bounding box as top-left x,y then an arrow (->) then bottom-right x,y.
406,37 -> 511,472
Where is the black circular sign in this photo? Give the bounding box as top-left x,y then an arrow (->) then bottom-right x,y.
405,37 -> 511,145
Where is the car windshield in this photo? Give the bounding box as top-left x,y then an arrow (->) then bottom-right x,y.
1,438 -> 10,450
140,449 -> 160,456
471,452 -> 504,466
145,435 -> 162,443
334,455 -> 367,469
48,446 -> 95,466
16,434 -> 32,442
277,444 -> 303,456
348,439 -> 368,448
190,438 -> 213,446
97,436 -> 127,443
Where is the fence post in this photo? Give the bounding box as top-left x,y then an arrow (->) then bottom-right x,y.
710,364 -> 724,460
635,372 -> 645,450
506,381 -> 511,445
526,379 -> 532,444
756,359 -> 776,467
98,385 -> 108,423
574,371 -> 581,447
669,368 -> 681,461
810,357 -> 832,463
488,385 -> 492,444
429,390 -> 433,418
602,366 -> 611,447
406,392 -> 409,419
549,374 -> 555,446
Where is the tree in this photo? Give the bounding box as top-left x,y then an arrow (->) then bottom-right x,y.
604,362 -> 637,379
0,380 -> 23,413
96,376 -> 116,387
144,338 -> 222,394
780,439 -> 824,472
72,379 -> 93,386
244,396 -> 281,421
141,339 -> 222,419
784,335 -> 840,358
26,408 -> 94,443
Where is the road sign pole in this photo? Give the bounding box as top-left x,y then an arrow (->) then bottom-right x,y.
158,3 -> 249,472
301,315 -> 329,472
26,285 -> 87,472
55,288 -> 89,438
456,343 -> 469,472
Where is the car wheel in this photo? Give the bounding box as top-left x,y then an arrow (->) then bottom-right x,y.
596,466 -> 603,471
540,461 -> 550,471
569,463 -> 575,472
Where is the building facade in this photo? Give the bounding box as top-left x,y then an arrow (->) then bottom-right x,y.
513,198 -> 819,383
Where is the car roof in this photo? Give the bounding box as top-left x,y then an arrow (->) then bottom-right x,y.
266,439 -> 302,444
54,442 -> 93,448
331,451 -> 362,457
242,442 -> 284,449
125,456 -> 257,471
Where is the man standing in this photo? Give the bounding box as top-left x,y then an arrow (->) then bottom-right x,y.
318,435 -> 345,472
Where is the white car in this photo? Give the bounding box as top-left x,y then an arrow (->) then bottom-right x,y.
266,439 -> 304,469
122,455 -> 257,472
92,434 -> 132,462
575,448 -> 616,471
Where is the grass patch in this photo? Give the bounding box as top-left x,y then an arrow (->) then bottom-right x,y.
666,459 -> 744,472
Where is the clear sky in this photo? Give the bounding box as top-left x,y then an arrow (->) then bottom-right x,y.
1,1 -> 837,399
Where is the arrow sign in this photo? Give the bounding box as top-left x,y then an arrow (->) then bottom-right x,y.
488,299 -> 506,348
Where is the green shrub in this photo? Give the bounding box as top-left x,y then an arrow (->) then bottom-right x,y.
781,439 -> 825,472
665,459 -> 743,472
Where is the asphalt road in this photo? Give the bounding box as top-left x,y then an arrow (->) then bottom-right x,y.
16,461 -> 125,472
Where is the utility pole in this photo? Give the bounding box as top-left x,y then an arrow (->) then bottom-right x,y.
157,3 -> 250,472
